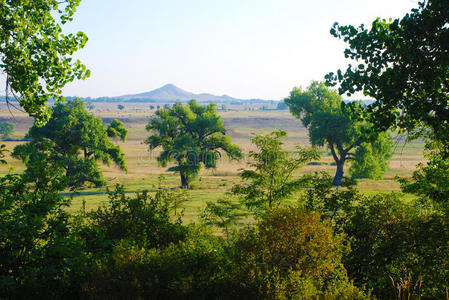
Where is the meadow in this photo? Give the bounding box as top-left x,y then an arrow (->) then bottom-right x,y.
0,102 -> 424,221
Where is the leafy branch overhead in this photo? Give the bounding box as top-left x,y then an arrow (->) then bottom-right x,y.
326,0 -> 449,149
0,0 -> 90,125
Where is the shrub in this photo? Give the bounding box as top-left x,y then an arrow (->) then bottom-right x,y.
227,207 -> 370,299
83,226 -> 230,299
343,193 -> 449,299
74,184 -> 188,255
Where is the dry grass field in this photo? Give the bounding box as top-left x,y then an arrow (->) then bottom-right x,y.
0,102 -> 424,221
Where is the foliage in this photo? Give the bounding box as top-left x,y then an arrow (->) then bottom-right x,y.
349,131 -> 394,180
0,0 -> 90,125
285,81 -> 393,185
326,0 -> 449,150
227,207 -> 370,299
201,196 -> 245,235
0,144 -> 6,164
0,159 -> 82,298
232,130 -> 319,212
146,100 -> 242,188
276,101 -> 288,110
12,99 -> 127,187
342,193 -> 449,299
0,122 -> 15,140
399,144 -> 449,205
302,172 -> 358,230
106,119 -> 128,142
117,104 -> 124,110
83,227 -> 229,299
86,101 -> 95,110
74,184 -> 188,254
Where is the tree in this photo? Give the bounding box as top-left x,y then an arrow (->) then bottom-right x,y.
326,0 -> 449,151
117,104 -> 125,110
86,101 -> 95,110
349,131 -> 394,180
146,100 -> 242,188
1,0 -> 90,125
0,122 -> 14,140
232,130 -> 319,211
284,81 -> 393,186
107,119 -> 128,142
276,101 -> 288,110
13,99 -> 127,187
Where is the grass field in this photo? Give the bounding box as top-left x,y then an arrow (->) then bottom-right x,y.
0,103 -> 424,222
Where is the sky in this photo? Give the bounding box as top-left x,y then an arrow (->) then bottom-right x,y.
62,0 -> 420,100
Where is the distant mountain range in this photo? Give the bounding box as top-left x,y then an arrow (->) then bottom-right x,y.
75,84 -> 276,103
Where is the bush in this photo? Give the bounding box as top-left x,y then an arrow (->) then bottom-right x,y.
83,226 -> 230,299
227,207 -> 370,299
0,168 -> 83,298
74,184 -> 188,255
343,193 -> 449,299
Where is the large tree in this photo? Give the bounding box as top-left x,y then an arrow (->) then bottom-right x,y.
326,0 -> 449,151
1,0 -> 90,125
285,81 -> 393,186
13,99 -> 127,187
146,100 -> 242,188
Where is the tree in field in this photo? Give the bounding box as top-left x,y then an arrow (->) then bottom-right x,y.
117,104 -> 125,110
326,0 -> 449,152
107,119 -> 128,142
146,100 -> 242,188
349,131 -> 394,180
0,122 -> 15,140
232,130 -> 320,211
0,0 -> 89,125
276,101 -> 288,110
284,81 -> 393,186
13,99 -> 127,187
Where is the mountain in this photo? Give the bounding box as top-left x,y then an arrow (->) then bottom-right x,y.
116,84 -> 251,102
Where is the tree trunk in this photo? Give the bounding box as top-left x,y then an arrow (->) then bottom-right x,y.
180,171 -> 190,189
333,161 -> 345,186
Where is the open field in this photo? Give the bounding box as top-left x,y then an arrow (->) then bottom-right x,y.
0,103 -> 425,221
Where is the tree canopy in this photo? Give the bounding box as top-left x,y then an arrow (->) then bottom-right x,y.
284,81 -> 393,185
13,99 -> 127,187
326,0 -> 449,150
146,100 -> 242,188
107,119 -> 128,142
349,131 -> 394,180
0,122 -> 15,140
1,0 -> 90,125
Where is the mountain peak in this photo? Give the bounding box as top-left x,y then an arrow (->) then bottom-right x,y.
118,84 -> 242,102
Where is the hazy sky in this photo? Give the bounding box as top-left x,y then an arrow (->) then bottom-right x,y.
62,0 -> 420,100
